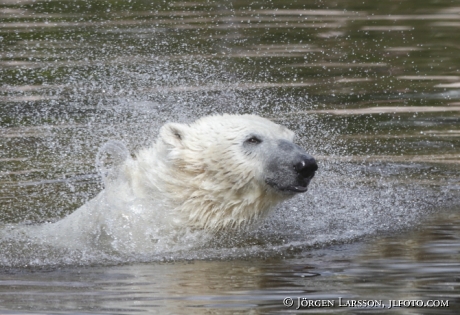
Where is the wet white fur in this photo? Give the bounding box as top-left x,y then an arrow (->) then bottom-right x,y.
30,114 -> 296,252
130,114 -> 295,229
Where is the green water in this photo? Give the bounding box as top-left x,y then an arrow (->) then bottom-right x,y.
1,0 -> 459,313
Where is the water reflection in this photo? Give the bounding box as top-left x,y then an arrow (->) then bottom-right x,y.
0,248 -> 358,314
349,211 -> 460,314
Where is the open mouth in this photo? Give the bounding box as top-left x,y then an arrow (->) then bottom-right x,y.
266,173 -> 315,194
285,184 -> 309,193
285,175 -> 313,193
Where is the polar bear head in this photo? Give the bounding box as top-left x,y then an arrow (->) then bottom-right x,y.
141,114 -> 317,230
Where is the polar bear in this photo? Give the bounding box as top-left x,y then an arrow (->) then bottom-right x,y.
29,114 -> 317,252
129,114 -> 317,228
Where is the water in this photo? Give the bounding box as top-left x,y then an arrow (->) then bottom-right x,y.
1,0 -> 459,313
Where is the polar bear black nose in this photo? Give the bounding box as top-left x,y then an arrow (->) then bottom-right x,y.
294,156 -> 318,178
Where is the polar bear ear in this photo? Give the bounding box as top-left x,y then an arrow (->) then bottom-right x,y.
159,122 -> 188,148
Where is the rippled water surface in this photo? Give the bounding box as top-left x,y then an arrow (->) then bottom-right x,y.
1,0 -> 460,314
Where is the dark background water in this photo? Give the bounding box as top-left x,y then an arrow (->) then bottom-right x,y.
1,0 -> 459,313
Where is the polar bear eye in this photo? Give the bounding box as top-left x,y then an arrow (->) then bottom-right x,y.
245,136 -> 262,145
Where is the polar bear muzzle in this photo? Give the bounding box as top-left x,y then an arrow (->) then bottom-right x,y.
264,140 -> 318,195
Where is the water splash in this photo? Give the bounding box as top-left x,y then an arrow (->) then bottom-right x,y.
95,140 -> 130,186
0,156 -> 454,269
1,0 -> 459,269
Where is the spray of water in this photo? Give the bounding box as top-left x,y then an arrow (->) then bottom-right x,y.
1,19 -> 456,268
0,108 -> 452,268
